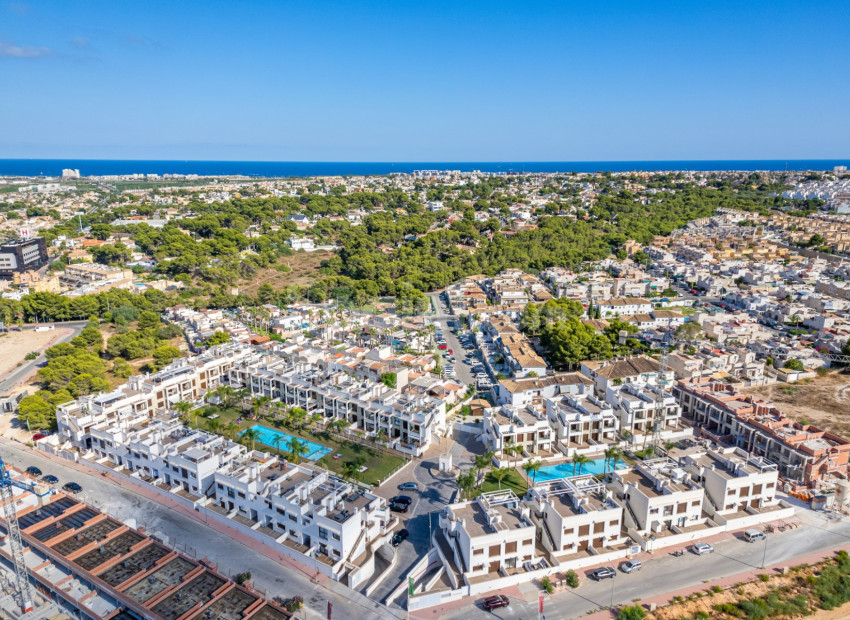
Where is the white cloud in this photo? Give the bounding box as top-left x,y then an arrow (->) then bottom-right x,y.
0,41 -> 51,58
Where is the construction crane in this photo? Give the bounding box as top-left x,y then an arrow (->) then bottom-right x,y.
0,452 -> 34,613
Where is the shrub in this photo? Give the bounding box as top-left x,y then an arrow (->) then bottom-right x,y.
565,569 -> 579,588
283,596 -> 303,612
616,605 -> 646,620
712,602 -> 742,616
758,573 -> 770,582
234,571 -> 251,585
541,575 -> 554,594
695,612 -> 710,619
25,351 -> 39,360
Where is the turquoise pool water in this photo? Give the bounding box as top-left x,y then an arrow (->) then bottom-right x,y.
241,424 -> 333,461
535,458 -> 627,482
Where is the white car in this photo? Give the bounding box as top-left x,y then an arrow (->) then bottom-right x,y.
692,542 -> 714,555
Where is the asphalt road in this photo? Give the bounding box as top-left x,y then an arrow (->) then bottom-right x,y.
427,293 -> 478,387
442,512 -> 850,620
0,440 -> 400,620
369,427 -> 485,609
0,321 -> 88,395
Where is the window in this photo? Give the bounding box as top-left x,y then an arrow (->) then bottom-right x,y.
318,527 -> 328,540
594,522 -> 604,533
489,544 -> 501,557
505,541 -> 517,553
473,548 -> 484,556
332,533 -> 340,541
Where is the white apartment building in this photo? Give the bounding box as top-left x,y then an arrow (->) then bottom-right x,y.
495,373 -> 591,408
481,405 -> 554,457
211,453 -> 390,568
605,382 -> 682,438
609,458 -> 705,536
230,356 -> 446,456
677,446 -> 780,516
525,476 -> 625,557
545,392 -> 619,450
440,490 -> 538,579
596,297 -> 653,317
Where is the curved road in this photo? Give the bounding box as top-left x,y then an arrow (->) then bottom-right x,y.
0,321 -> 89,395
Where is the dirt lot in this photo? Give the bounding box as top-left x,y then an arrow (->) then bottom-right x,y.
742,372 -> 850,435
0,328 -> 69,379
238,251 -> 334,296
649,564 -> 826,619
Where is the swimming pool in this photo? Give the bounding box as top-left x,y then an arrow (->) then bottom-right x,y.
240,425 -> 333,461
534,458 -> 627,482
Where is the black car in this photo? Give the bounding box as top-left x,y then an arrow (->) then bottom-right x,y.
390,495 -> 413,505
63,482 -> 83,494
389,502 -> 408,513
391,529 -> 410,547
25,466 -> 42,477
591,567 -> 616,581
41,474 -> 59,484
482,595 -> 510,611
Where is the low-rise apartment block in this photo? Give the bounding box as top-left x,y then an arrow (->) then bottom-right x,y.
674,378 -> 850,489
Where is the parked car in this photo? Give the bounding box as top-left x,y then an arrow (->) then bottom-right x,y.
438,344 -> 447,350
41,474 -> 59,484
692,542 -> 714,555
32,433 -> 47,441
591,567 -> 616,581
482,595 -> 510,611
390,495 -> 413,505
25,466 -> 42,477
744,529 -> 766,543
391,529 -> 410,547
389,502 -> 408,513
398,482 -> 419,491
620,560 -> 642,573
63,482 -> 83,494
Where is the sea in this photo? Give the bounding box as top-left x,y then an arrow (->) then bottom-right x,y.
0,159 -> 848,178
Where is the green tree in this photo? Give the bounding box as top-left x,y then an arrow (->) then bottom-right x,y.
241,428 -> 261,451
205,331 -> 231,346
288,437 -> 309,463
617,605 -> 647,620
380,372 -> 397,389
572,451 -> 591,475
153,345 -> 181,367
17,394 -> 56,430
784,359 -> 805,371
490,468 -> 509,490
137,310 -> 161,330
111,358 -> 133,378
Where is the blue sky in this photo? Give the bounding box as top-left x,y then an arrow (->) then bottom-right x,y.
1,1 -> 848,161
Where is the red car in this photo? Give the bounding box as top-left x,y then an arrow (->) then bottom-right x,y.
448,349 -> 453,355
438,343 -> 447,350
32,433 -> 47,441
482,595 -> 509,611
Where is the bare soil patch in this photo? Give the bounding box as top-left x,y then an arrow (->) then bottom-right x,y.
239,250 -> 334,296
742,372 -> 850,436
0,329 -> 69,378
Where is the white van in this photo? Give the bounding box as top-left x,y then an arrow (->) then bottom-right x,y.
744,529 -> 766,543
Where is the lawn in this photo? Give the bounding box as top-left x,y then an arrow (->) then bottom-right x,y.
190,404 -> 406,486
478,467 -> 528,497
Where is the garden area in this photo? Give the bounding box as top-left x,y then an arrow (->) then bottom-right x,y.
183,397 -> 406,487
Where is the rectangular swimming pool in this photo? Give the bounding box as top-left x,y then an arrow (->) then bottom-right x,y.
240,424 -> 333,461
534,458 -> 627,482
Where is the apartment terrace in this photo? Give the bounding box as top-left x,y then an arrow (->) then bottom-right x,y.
530,476 -> 620,517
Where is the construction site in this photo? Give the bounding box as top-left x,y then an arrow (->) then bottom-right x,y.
0,457 -> 294,620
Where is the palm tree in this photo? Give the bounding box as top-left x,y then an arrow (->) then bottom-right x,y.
206,418 -> 222,434
241,428 -> 261,451
474,451 -> 494,485
290,407 -> 307,431
457,469 -> 476,499
235,387 -> 250,410
273,434 -> 285,458
509,443 -> 523,469
528,459 -> 542,487
789,314 -> 801,329
572,451 -> 591,476
223,422 -> 239,440
310,413 -> 324,432
342,462 -> 359,483
522,460 -> 535,484
288,438 -> 309,464
173,400 -> 192,422
490,468 -> 509,490
251,395 -> 270,418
